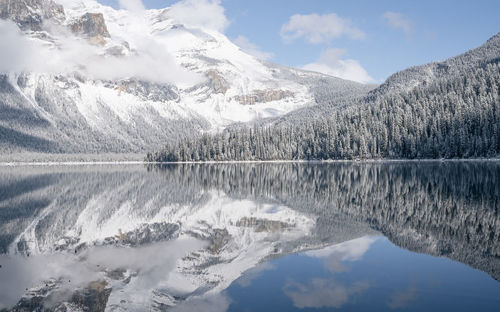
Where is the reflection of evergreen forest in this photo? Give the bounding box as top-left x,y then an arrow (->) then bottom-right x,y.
152,162 -> 500,280
0,162 -> 498,281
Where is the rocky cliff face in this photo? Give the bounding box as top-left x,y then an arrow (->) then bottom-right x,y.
236,217 -> 290,232
205,70 -> 229,94
233,89 -> 294,105
70,12 -> 110,39
0,0 -> 64,31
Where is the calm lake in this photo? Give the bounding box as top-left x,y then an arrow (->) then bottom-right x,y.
0,161 -> 499,311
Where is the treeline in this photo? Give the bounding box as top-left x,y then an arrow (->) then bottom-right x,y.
148,61 -> 500,162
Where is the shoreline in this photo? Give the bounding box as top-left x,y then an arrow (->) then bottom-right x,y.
0,158 -> 498,167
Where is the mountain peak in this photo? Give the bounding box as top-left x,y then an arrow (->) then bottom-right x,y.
486,32 -> 500,44
371,31 -> 500,96
0,0 -> 65,31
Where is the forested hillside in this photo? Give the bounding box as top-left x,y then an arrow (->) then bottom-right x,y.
149,36 -> 500,162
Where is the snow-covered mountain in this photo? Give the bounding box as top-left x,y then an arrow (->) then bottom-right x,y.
0,0 -> 372,155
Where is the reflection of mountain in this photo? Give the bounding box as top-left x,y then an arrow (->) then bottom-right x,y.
151,161 -> 500,281
0,161 -> 498,310
1,165 -> 372,311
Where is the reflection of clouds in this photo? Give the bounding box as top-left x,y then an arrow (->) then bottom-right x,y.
0,253 -> 98,309
281,237 -> 375,309
236,262 -> 275,287
387,286 -> 418,309
306,236 -> 377,273
0,237 -> 204,310
89,237 -> 206,309
283,278 -> 369,309
169,292 -> 231,312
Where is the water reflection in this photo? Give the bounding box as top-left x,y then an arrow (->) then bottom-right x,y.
227,236 -> 500,311
283,237 -> 375,309
0,162 -> 498,311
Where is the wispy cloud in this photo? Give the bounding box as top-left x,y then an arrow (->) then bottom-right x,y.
302,48 -> 374,84
166,0 -> 229,32
387,285 -> 418,309
280,13 -> 365,44
0,238 -> 204,309
0,20 -> 201,85
233,36 -> 274,60
118,0 -> 145,12
383,12 -> 413,36
284,278 -> 369,309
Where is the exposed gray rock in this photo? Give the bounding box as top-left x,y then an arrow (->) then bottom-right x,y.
7,280 -> 111,312
236,217 -> 290,232
233,89 -> 294,105
205,70 -> 229,94
207,229 -> 231,254
102,222 -> 180,247
112,79 -> 180,102
69,12 -> 110,39
70,281 -> 111,312
0,0 -> 65,31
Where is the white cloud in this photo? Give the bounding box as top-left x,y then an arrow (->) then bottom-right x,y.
233,36 -> 274,60
280,13 -> 365,44
166,0 -> 229,32
383,12 -> 413,36
0,238 -> 204,309
170,293 -> 231,312
302,48 -> 374,84
118,0 -> 145,12
284,279 -> 369,309
387,286 -> 418,309
0,20 -> 201,86
306,236 -> 376,259
283,238 -> 375,309
54,0 -> 83,7
0,20 -> 39,73
306,236 -> 377,272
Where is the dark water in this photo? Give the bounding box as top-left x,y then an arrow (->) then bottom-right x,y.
0,161 -> 498,311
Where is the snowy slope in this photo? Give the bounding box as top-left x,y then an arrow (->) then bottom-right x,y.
0,0 -> 372,155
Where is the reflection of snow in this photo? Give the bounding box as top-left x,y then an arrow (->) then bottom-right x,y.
306,236 -> 377,272
4,184 -> 316,310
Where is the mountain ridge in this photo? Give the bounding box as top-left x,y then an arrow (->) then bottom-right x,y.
371,31 -> 500,96
0,0 -> 372,158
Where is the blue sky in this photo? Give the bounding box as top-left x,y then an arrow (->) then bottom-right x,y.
98,0 -> 500,83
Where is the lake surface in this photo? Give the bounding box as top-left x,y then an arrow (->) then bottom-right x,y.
0,161 -> 498,311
